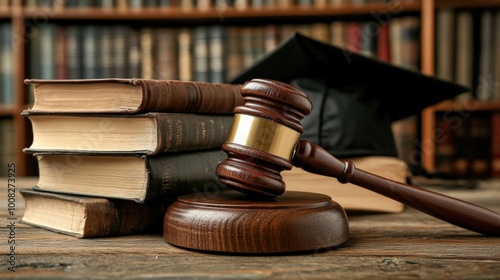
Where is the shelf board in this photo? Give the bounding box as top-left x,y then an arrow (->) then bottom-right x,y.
427,99 -> 500,112
21,2 -> 422,22
436,0 -> 500,9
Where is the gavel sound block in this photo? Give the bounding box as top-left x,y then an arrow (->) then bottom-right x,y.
164,79 -> 500,254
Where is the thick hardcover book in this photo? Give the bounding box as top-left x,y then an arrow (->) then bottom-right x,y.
23,112 -> 233,155
20,189 -> 164,238
24,78 -> 243,114
33,149 -> 228,202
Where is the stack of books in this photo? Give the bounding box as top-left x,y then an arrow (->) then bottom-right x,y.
20,78 -> 243,238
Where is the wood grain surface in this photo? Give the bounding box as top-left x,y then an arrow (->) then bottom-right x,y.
1,177 -> 499,279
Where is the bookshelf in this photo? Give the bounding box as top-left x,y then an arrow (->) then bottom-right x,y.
421,101 -> 500,177
420,0 -> 500,177
0,0 -> 498,176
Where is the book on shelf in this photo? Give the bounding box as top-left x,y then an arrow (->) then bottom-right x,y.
20,189 -> 165,238
128,28 -> 142,78
32,149 -> 228,202
434,114 -> 457,174
477,10 -> 495,100
493,10 -> 500,101
155,28 -> 179,80
24,78 -> 243,114
140,27 -> 154,79
39,23 -> 58,80
25,17 -> 420,83
434,111 -> 494,178
435,9 -> 455,82
433,9 -> 500,101
376,23 -> 391,63
467,113 -> 492,177
193,26 -> 210,82
178,28 -> 193,81
0,22 -> 13,105
283,156 -> 408,213
209,25 -> 227,83
454,11 -> 474,99
492,112 -> 500,178
23,112 -> 234,155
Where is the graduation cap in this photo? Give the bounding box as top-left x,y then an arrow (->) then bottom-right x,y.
228,32 -> 469,159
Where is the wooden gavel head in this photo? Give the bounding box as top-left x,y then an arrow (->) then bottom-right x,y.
216,79 -> 313,198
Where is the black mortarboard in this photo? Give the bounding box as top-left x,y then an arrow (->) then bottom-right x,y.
229,32 -> 469,158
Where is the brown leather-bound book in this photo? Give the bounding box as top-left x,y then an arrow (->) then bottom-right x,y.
24,78 -> 243,114
32,149 -> 228,202
22,112 -> 233,155
20,189 -> 164,238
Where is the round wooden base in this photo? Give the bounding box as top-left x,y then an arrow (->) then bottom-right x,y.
163,190 -> 349,254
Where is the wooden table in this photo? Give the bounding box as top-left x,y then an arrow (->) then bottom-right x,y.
1,177 -> 499,279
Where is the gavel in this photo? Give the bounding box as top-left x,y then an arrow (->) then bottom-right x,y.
216,78 -> 500,236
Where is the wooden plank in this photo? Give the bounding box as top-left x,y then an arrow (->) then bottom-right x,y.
20,3 -> 422,21
1,178 -> 499,278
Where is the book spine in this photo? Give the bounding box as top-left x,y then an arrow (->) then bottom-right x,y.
468,113 -> 492,178
360,22 -> 378,58
376,23 -> 391,63
177,28 -> 193,81
492,112 -> 500,178
55,26 -> 68,79
452,114 -> 469,176
82,25 -> 98,79
138,79 -> 243,113
20,189 -> 164,238
140,27 -> 154,79
82,198 -> 164,238
345,22 -> 361,53
154,113 -> 234,154
330,21 -> 345,48
29,26 -> 42,80
208,25 -> 226,83
129,0 -> 144,9
98,26 -> 113,78
99,0 -> 115,8
127,28 -> 142,78
476,11 -> 494,100
454,11 -> 474,96
225,26 -> 243,81
112,26 -> 128,78
66,25 -> 82,79
193,26 -> 210,82
250,26 -> 265,63
435,9 -> 455,81
494,11 -> 500,101
453,112 -> 492,178
39,24 -> 57,79
0,23 -> 13,105
154,28 -> 178,80
145,149 -> 228,201
400,16 -> 420,71
434,113 -> 456,174
241,27 -> 255,69
310,23 -> 330,44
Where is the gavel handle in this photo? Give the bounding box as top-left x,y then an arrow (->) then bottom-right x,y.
293,140 -> 500,236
